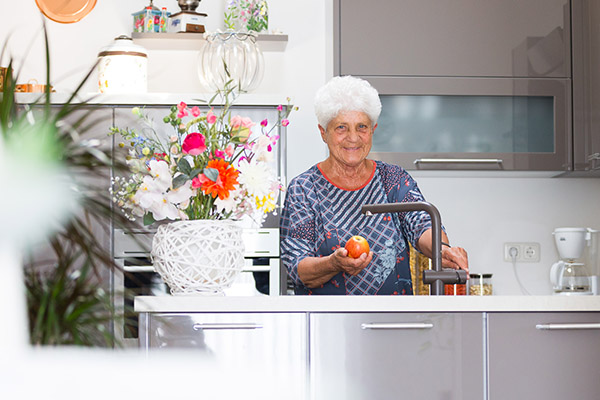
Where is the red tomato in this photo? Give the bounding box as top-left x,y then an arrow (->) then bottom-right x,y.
344,235 -> 370,259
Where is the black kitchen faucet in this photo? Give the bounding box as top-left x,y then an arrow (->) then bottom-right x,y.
361,202 -> 467,295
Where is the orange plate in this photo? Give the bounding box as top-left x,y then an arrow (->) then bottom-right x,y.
35,0 -> 97,24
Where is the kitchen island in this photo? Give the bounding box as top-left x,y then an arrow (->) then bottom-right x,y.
135,295 -> 600,400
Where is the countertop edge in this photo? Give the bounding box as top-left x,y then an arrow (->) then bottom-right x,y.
134,295 -> 600,313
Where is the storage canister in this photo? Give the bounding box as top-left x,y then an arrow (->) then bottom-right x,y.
97,36 -> 148,94
469,273 -> 493,296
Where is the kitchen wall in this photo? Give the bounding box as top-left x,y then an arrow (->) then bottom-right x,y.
3,0 -> 600,295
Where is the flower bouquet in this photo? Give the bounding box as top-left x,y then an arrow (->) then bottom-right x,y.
109,83 -> 295,295
110,86 -> 294,226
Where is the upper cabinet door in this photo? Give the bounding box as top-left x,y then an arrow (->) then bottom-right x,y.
336,0 -> 571,78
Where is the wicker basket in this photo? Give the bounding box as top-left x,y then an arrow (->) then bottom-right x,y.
152,220 -> 245,295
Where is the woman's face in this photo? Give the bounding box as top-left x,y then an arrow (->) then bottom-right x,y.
319,111 -> 377,168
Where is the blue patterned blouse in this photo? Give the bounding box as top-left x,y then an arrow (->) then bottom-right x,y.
280,160 -> 433,295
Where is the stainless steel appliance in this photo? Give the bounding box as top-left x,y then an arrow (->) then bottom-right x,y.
111,224 -> 286,346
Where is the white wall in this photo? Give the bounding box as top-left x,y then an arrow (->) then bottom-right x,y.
3,0 -> 600,295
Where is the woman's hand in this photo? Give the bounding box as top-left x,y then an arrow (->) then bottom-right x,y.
441,246 -> 469,273
417,228 -> 469,273
330,247 -> 373,276
297,247 -> 373,288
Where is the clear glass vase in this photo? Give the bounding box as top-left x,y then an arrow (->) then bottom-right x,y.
197,31 -> 264,93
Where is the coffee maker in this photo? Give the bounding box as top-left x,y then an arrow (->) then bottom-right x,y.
550,227 -> 599,295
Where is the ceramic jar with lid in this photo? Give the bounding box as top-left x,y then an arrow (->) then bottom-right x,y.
97,36 -> 148,94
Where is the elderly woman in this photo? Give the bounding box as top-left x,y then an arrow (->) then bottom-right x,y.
280,76 -> 468,295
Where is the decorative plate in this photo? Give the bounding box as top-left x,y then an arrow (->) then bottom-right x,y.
35,0 -> 97,24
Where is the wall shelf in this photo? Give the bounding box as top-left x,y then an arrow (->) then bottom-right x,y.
131,32 -> 288,52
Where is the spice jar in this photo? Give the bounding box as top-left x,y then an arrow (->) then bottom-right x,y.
469,273 -> 493,296
444,283 -> 467,295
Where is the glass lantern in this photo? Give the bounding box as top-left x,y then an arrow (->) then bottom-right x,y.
197,31 -> 264,93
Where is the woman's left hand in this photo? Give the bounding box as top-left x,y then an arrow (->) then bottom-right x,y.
441,246 -> 469,273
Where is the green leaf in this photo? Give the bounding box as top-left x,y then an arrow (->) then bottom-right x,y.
203,167 -> 219,182
143,212 -> 156,226
177,157 -> 192,175
189,168 -> 203,179
172,174 -> 189,189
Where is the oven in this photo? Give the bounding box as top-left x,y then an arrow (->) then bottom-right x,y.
111,224 -> 289,347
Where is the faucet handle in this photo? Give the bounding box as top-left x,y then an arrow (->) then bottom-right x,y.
423,268 -> 468,285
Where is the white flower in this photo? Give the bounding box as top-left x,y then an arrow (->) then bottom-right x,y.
215,186 -> 242,214
149,196 -> 180,221
237,159 -> 274,199
148,159 -> 172,191
166,181 -> 193,205
133,176 -> 165,209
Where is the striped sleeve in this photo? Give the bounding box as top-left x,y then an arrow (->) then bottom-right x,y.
279,175 -> 317,287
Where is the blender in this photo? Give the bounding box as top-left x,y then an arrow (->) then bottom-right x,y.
550,227 -> 596,295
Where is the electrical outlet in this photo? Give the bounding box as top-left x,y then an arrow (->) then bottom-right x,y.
504,242 -> 541,263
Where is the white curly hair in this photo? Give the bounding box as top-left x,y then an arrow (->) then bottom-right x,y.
314,75 -> 382,129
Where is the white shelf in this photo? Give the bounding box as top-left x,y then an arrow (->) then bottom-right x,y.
131,32 -> 288,52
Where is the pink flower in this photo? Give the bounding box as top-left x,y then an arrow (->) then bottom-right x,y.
191,106 -> 201,117
225,144 -> 234,157
277,104 -> 283,111
260,119 -> 268,127
213,149 -> 226,159
268,134 -> 279,152
182,132 -> 207,156
281,119 -> 290,127
206,109 -> 217,124
177,102 -> 188,118
230,115 -> 255,142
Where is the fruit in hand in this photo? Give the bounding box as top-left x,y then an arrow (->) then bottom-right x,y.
345,235 -> 370,258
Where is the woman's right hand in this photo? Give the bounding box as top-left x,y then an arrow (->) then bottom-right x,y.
330,247 -> 373,276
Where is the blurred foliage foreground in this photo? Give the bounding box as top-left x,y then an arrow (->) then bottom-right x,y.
1,26 -> 132,346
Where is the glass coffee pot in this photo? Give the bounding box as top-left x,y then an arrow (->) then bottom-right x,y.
552,261 -> 592,295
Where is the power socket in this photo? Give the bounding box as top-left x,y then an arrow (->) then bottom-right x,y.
504,242 -> 541,263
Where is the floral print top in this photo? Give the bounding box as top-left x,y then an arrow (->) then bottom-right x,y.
280,160 -> 433,295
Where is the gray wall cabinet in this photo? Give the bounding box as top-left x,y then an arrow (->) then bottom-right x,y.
572,0 -> 600,175
333,0 -> 576,172
335,0 -> 570,78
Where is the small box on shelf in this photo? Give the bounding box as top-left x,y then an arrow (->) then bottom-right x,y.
169,11 -> 207,33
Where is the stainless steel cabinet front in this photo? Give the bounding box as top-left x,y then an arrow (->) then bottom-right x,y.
488,312 -> 600,400
144,312 -> 308,399
310,312 -> 484,400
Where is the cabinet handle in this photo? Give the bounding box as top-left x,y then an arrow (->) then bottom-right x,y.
535,323 -> 600,330
192,323 -> 263,330
414,158 -> 503,165
361,322 -> 433,330
587,153 -> 600,161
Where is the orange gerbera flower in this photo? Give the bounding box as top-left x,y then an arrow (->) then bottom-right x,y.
192,158 -> 239,200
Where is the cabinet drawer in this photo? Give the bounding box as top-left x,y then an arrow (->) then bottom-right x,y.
143,312 -> 308,399
488,312 -> 600,400
310,312 -> 484,400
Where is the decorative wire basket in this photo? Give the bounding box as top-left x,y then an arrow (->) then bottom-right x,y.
152,220 -> 245,295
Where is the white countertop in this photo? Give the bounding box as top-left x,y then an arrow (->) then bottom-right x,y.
135,295 -> 600,313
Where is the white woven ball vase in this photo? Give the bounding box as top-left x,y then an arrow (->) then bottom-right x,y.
151,220 -> 245,296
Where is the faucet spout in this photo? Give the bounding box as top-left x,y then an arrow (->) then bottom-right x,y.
360,201 -> 466,295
